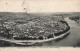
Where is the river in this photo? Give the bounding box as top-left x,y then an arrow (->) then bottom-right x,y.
0,17 -> 80,47
32,17 -> 80,47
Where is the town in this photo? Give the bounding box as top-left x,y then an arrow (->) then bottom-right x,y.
0,14 -> 69,40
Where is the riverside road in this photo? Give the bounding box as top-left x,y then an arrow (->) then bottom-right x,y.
0,17 -> 80,47
32,17 -> 80,47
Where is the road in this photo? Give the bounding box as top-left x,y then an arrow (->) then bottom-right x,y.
0,17 -> 80,47
33,17 -> 80,47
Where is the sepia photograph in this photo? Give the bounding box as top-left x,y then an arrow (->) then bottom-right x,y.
0,0 -> 80,49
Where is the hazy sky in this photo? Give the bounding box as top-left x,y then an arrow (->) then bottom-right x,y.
0,0 -> 80,13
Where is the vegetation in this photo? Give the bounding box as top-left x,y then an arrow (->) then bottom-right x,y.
69,16 -> 80,24
0,12 -> 70,40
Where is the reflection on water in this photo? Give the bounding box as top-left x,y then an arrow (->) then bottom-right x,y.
74,39 -> 80,47
54,32 -> 70,42
0,17 -> 80,47
31,32 -> 70,47
0,32 -> 70,47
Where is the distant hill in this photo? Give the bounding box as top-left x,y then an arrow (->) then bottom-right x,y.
0,12 -> 80,20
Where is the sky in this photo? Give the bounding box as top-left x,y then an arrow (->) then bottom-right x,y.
0,0 -> 80,13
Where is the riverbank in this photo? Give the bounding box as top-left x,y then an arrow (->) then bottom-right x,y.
0,20 -> 70,45
0,28 -> 70,45
0,15 -> 80,47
